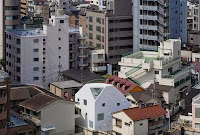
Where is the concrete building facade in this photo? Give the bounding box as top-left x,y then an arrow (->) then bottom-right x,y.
5,15 -> 69,88
86,0 -> 133,70
132,0 -> 187,51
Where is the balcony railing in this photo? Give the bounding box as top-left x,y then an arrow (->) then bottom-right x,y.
21,112 -> 41,126
162,67 -> 190,79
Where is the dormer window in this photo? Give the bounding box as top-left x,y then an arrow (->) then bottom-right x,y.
117,83 -> 120,88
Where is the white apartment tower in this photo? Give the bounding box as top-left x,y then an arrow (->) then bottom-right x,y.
5,15 -> 69,88
133,0 -> 187,51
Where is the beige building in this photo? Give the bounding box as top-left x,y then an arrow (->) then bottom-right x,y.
188,31 -> 200,45
112,105 -> 167,135
50,80 -> 82,101
85,0 -> 133,70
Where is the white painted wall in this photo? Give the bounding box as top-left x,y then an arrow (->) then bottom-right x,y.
75,83 -> 129,132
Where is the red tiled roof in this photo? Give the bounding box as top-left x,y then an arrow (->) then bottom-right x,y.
105,75 -> 140,95
122,105 -> 166,121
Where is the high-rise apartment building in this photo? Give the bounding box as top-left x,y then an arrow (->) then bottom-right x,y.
133,0 -> 187,51
0,0 -> 21,59
5,14 -> 69,88
187,1 -> 200,31
85,0 -> 133,70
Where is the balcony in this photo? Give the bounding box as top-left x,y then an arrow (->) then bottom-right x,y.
92,66 -> 106,72
78,44 -> 88,49
78,62 -> 88,67
78,52 -> 88,57
21,112 -> 41,126
149,120 -> 167,132
162,67 -> 190,80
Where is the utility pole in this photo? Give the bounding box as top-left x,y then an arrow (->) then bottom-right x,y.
58,61 -> 62,81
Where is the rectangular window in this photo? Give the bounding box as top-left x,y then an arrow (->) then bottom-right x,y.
60,20 -> 64,23
84,99 -> 87,105
33,67 -> 39,71
98,54 -> 103,59
116,118 -> 122,128
89,120 -> 93,128
195,108 -> 200,118
89,24 -> 93,31
89,33 -> 93,39
125,122 -> 130,126
33,39 -> 39,43
33,58 -> 39,62
33,49 -> 39,52
196,123 -> 200,129
155,71 -> 159,74
33,77 -> 39,80
89,16 -> 93,22
97,113 -> 104,121
117,103 -> 120,106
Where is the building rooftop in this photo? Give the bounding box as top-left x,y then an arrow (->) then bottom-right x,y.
62,69 -> 105,84
19,93 -> 57,112
128,91 -> 152,103
105,75 -> 143,95
50,80 -> 83,89
121,105 -> 166,121
147,84 -> 173,92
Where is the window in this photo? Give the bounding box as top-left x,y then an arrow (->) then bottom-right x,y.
89,120 -> 93,128
125,122 -> 130,126
89,16 -> 93,22
117,103 -> 120,106
155,71 -> 159,74
195,108 -> 200,118
59,47 -> 61,50
140,123 -> 143,126
89,24 -> 93,31
33,58 -> 39,62
116,118 -> 122,128
59,56 -> 61,59
33,67 -> 39,71
96,35 -> 101,41
33,49 -> 39,52
89,33 -> 93,39
33,39 -> 39,43
5,15 -> 18,20
33,77 -> 39,80
84,99 -> 87,105
59,38 -> 61,41
158,130 -> 163,134
195,123 -> 200,129
60,20 -> 64,23
97,113 -> 104,121
16,39 -> 20,44
98,54 -> 103,59
102,103 -> 105,106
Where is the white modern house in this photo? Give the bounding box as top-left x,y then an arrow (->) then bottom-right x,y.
5,14 -> 69,88
75,83 -> 129,132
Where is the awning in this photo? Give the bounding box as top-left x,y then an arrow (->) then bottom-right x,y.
41,126 -> 55,132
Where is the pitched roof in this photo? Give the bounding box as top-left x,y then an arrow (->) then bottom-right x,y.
147,83 -> 172,92
10,86 -> 41,101
62,69 -> 105,83
51,80 -> 83,89
129,91 -> 152,103
19,93 -> 57,112
105,75 -> 142,95
183,88 -> 200,114
122,105 -> 166,121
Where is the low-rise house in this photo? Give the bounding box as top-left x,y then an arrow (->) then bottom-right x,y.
112,105 -> 167,135
62,69 -> 105,84
75,83 -> 129,132
19,93 -> 75,135
50,80 -> 83,101
105,75 -> 144,95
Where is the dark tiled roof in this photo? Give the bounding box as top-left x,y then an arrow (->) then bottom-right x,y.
184,88 -> 200,114
10,86 -> 41,101
62,69 -> 105,83
129,91 -> 152,103
19,93 -> 57,112
147,84 -> 172,92
51,80 -> 82,89
122,105 -> 166,121
105,75 -> 143,95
